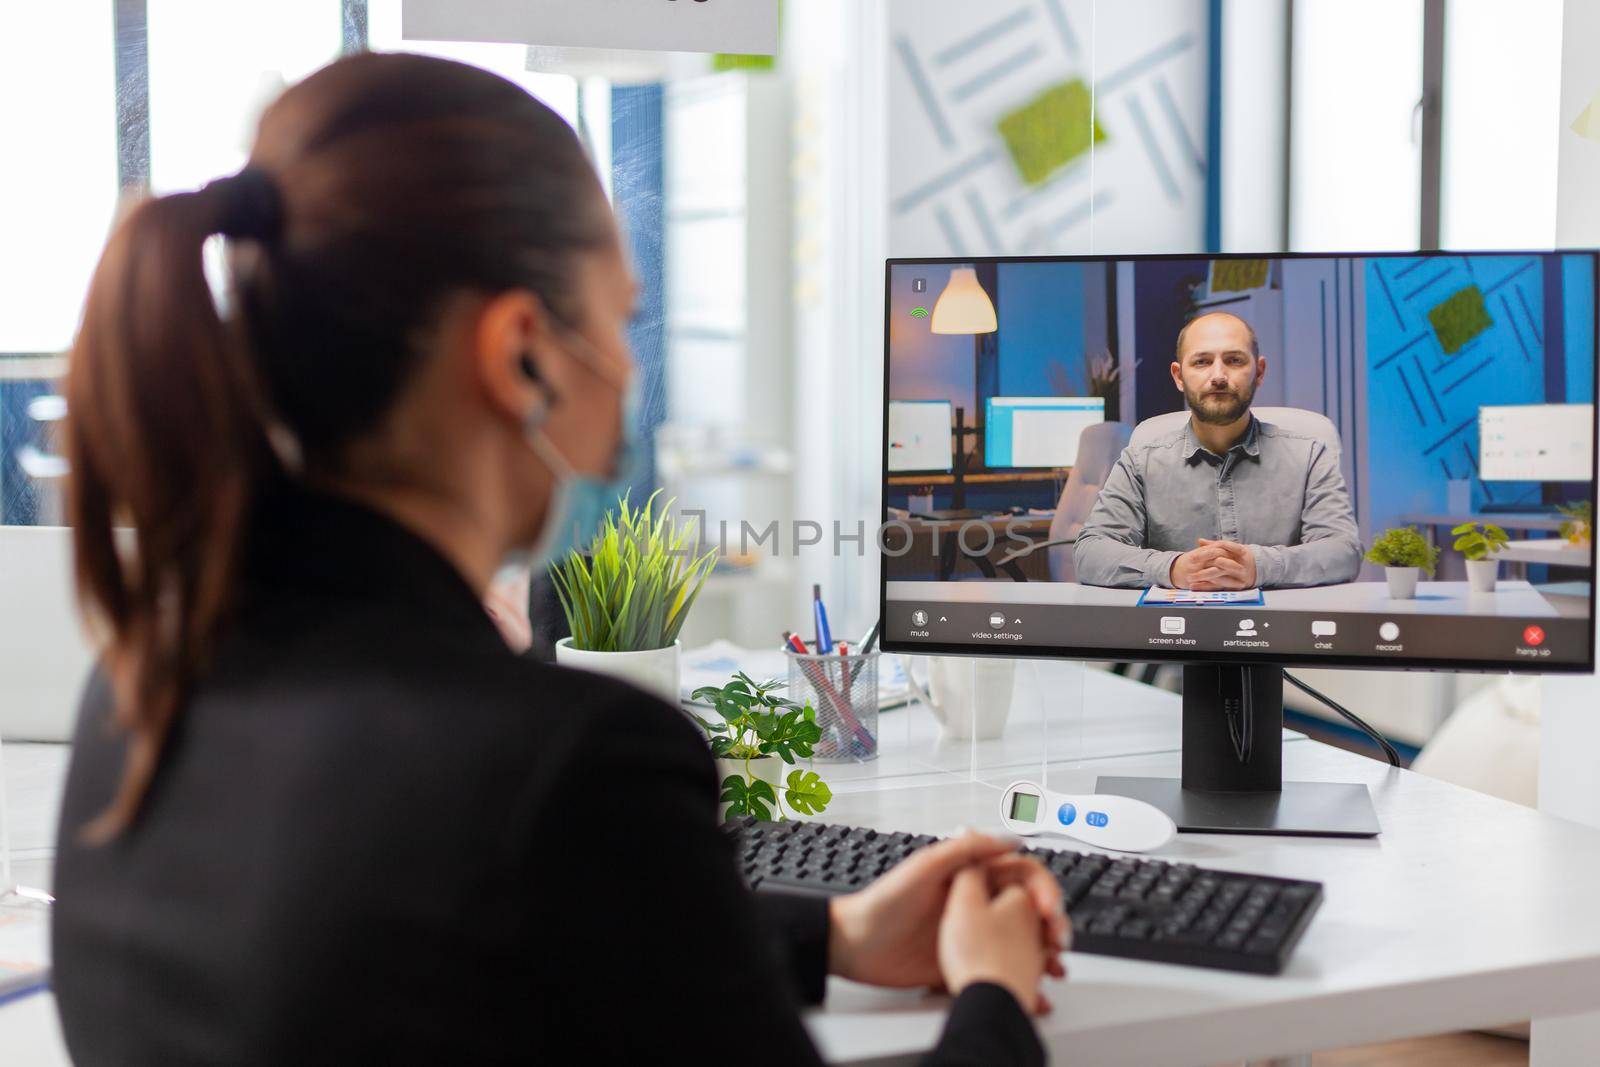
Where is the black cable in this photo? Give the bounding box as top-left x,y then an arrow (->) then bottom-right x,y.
1223,666 -> 1252,763
1283,671 -> 1402,767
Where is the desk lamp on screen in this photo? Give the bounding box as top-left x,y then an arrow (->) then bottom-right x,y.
881,251 -> 1599,838
928,266 -> 997,509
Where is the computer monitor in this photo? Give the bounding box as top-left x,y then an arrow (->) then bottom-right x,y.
880,252 -> 1598,837
1480,403 -> 1596,482
887,400 -> 954,473
985,396 -> 1104,468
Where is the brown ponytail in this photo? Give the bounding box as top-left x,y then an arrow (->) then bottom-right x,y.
66,52 -> 612,839
67,186 -> 276,842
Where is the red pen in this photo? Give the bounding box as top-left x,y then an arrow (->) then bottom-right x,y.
839,642 -> 852,704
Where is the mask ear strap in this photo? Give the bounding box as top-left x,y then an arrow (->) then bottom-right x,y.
525,419 -> 579,483
558,326 -> 630,393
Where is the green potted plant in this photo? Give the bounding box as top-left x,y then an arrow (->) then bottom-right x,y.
548,491 -> 718,703
1559,501 -> 1593,547
690,673 -> 833,823
1365,526 -> 1441,600
1453,521 -> 1510,593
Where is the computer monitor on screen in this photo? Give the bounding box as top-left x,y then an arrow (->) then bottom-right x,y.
1480,402 -> 1596,483
887,400 -> 954,473
880,252 -> 1599,837
985,396 -> 1104,468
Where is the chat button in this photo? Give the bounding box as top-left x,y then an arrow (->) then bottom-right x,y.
1312,621 -> 1337,638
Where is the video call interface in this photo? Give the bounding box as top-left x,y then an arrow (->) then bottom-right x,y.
881,254 -> 1598,668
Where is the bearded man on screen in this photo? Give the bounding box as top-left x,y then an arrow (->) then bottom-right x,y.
1074,312 -> 1362,591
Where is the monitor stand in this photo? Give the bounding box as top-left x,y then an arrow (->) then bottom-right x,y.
1097,664 -> 1381,838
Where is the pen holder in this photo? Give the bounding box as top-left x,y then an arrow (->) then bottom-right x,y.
786,648 -> 879,763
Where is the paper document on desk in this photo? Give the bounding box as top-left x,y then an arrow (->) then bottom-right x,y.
1137,587 -> 1265,606
0,908 -> 50,1004
680,640 -> 908,710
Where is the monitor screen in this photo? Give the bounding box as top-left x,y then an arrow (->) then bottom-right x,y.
986,397 -> 1104,468
887,400 -> 954,472
1480,403 -> 1596,482
880,253 -> 1598,673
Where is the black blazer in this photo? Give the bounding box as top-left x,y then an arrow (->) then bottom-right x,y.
52,488 -> 1043,1065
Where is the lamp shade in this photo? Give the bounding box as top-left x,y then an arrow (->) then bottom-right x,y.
930,268 -> 998,335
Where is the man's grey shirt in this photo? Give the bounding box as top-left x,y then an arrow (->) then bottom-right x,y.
1073,416 -> 1362,589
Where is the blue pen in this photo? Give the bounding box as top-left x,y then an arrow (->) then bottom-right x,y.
812,584 -> 834,654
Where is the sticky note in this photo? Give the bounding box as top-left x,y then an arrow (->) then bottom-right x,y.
997,79 -> 1107,187
1212,259 -> 1270,294
1572,88 -> 1600,142
1428,285 -> 1494,356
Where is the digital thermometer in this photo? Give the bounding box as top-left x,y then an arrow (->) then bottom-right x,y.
999,780 -> 1176,853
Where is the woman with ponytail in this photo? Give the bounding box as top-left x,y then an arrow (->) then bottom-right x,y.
54,53 -> 1063,1066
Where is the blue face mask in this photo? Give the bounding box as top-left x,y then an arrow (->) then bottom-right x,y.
524,378 -> 645,569
516,334 -> 643,573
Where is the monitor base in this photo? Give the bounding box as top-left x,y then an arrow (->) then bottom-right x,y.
1096,776 -> 1381,838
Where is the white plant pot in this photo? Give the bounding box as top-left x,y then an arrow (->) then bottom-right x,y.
1384,566 -> 1420,600
714,755 -> 786,821
925,657 -> 1015,740
1466,558 -> 1499,593
554,638 -> 681,706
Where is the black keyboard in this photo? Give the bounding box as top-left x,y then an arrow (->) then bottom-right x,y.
726,817 -> 1323,976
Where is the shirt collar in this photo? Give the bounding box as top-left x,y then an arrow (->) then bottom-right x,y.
1183,414 -> 1262,462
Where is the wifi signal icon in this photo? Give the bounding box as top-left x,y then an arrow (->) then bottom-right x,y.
910,306 -> 930,319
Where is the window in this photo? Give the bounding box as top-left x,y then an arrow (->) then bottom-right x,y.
1289,0 -> 1425,252
0,7 -> 119,355
1289,0 -> 1564,253
1,7 -> 120,524
1440,0 -> 1562,249
147,0 -> 343,194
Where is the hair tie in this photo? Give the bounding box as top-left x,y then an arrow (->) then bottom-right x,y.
205,166 -> 283,242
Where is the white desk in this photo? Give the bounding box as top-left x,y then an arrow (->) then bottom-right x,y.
7,677 -> 1600,1066
1499,538 -> 1592,570
809,742 -> 1600,1065
1402,512 -> 1570,538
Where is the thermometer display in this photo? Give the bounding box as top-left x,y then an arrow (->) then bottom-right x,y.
1008,790 -> 1041,823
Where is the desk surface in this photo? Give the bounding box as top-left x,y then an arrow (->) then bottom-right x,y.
1402,511 -> 1570,532
1499,538 -> 1594,568
809,741 -> 1600,1065
8,675 -> 1600,1066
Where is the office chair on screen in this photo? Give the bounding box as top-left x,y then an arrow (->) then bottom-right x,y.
994,420 -> 1134,582
1125,406 -> 1344,457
